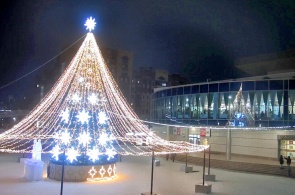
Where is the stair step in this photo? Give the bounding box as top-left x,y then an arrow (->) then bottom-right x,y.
167,155 -> 294,178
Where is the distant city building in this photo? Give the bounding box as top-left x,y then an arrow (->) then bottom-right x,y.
130,68 -> 191,120
100,48 -> 134,102
168,73 -> 190,86
235,49 -> 295,77
155,69 -> 169,87
131,67 -> 155,120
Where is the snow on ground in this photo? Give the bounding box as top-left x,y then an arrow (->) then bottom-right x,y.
0,153 -> 294,195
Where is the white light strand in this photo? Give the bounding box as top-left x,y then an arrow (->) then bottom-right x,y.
0,32 -> 209,157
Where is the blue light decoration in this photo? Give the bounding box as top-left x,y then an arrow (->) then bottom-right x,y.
228,113 -> 246,127
49,91 -> 118,166
49,17 -> 118,167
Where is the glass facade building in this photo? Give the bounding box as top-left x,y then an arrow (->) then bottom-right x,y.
151,79 -> 295,128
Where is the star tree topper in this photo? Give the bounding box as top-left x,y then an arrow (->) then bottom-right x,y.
85,17 -> 96,32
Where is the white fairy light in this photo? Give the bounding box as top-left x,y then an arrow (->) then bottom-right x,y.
66,147 -> 79,163
109,134 -> 115,141
113,164 -> 116,175
60,130 -> 71,145
87,147 -> 101,162
88,166 -> 97,178
107,165 -> 113,176
99,166 -> 106,177
53,132 -> 60,140
76,109 -> 91,124
105,148 -> 116,160
60,108 -> 70,123
77,131 -> 92,147
78,77 -> 84,83
85,17 -> 96,32
98,132 -> 109,146
146,136 -> 152,145
126,132 -> 134,136
72,93 -> 81,102
98,111 -> 108,124
88,93 -> 98,105
51,145 -> 61,161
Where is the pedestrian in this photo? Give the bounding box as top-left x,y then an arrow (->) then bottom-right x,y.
284,156 -> 292,176
171,153 -> 176,162
279,155 -> 284,169
166,153 -> 169,161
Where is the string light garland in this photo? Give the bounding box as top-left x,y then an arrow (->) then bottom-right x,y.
0,17 -> 208,167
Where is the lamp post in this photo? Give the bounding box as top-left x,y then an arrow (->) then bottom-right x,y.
208,145 -> 211,175
60,150 -> 66,195
150,150 -> 155,195
202,147 -> 205,186
226,127 -> 231,160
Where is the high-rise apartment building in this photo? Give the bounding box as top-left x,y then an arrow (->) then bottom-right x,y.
100,48 -> 134,102
131,67 -> 155,120
131,68 -> 173,120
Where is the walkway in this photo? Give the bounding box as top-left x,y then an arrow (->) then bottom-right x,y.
0,153 -> 294,195
173,152 -> 294,178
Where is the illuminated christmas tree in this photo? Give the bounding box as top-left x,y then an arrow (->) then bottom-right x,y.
227,84 -> 255,127
0,17 -> 207,181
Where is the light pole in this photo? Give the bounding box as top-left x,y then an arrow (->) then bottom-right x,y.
150,150 -> 155,195
60,150 -> 66,195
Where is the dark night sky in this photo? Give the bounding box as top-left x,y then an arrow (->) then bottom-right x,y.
0,0 -> 295,102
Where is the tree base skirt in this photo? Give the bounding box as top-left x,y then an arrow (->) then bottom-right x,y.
48,161 -> 117,182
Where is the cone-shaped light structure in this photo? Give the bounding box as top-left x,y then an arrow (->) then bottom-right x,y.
0,19 -> 207,164
227,84 -> 255,127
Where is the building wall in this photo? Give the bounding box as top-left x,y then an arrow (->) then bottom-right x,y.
209,129 -> 277,158
152,125 -> 295,159
211,129 -> 295,159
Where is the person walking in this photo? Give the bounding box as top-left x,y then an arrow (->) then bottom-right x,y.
166,153 -> 169,161
284,156 -> 292,176
171,153 -> 176,162
279,155 -> 284,169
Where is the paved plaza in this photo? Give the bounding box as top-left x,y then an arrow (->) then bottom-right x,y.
0,153 -> 294,195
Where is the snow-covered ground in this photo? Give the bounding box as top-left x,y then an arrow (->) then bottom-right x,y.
0,153 -> 294,195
